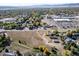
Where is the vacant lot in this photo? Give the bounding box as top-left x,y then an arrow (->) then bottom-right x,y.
7,30 -> 47,47
6,30 -> 48,53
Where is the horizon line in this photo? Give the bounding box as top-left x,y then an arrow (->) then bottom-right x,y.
0,2 -> 78,6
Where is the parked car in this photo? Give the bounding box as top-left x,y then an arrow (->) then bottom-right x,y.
54,40 -> 60,43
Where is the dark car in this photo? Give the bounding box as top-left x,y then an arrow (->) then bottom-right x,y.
54,40 -> 60,43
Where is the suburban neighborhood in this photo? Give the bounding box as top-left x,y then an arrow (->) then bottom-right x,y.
0,3 -> 79,56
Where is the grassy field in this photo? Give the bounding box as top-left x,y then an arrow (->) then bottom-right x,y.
6,30 -> 48,53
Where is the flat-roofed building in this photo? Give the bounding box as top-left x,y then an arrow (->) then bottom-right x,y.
0,18 -> 16,23
53,19 -> 71,21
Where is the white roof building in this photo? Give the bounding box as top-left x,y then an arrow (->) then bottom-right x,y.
53,19 -> 71,21
0,18 -> 16,23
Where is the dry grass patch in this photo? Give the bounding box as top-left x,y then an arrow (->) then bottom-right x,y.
7,31 -> 46,48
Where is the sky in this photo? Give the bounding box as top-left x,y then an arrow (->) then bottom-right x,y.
0,0 -> 79,6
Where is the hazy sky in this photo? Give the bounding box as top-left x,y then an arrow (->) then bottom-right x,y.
0,0 -> 79,6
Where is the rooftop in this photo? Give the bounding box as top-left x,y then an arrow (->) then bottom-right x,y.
0,18 -> 16,22
53,19 -> 71,21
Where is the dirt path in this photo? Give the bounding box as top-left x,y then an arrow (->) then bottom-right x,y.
37,31 -> 64,55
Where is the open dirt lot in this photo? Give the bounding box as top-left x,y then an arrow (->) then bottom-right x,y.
6,30 -> 47,47
6,30 -> 47,53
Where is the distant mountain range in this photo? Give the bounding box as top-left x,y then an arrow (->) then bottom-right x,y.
0,3 -> 79,9
27,3 -> 79,8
